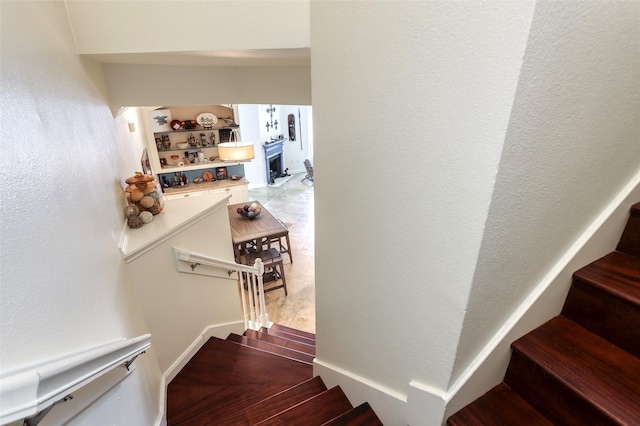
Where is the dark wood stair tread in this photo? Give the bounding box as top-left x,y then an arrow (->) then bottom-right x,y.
322,402 -> 385,425
572,251 -> 640,306
268,323 -> 316,340
226,333 -> 315,365
167,337 -> 312,424
506,316 -> 640,424
254,386 -> 353,425
617,202 -> 640,256
244,329 -> 316,355
260,327 -> 316,345
447,383 -> 552,425
213,376 -> 328,425
563,253 -> 640,358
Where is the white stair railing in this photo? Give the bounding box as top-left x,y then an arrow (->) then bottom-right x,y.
173,247 -> 272,331
0,334 -> 150,425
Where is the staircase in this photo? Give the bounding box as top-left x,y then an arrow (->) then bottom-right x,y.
449,202 -> 640,425
167,323 -> 383,425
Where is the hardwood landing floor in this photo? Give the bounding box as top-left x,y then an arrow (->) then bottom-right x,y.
248,173 -> 315,333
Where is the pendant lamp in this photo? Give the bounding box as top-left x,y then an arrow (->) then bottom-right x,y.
218,129 -> 255,162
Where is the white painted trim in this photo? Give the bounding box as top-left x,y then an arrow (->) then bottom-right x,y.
444,168 -> 640,420
163,321 -> 245,384
313,359 -> 408,426
0,334 -> 151,425
407,380 -> 447,426
154,321 -> 244,426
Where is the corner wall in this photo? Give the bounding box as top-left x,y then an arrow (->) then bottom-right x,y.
451,0 -> 640,390
310,2 -> 535,424
1,2 -> 162,424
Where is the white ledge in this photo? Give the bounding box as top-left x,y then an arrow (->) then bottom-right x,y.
0,334 -> 151,425
119,192 -> 230,263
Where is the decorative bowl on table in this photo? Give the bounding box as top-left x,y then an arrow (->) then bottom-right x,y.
176,142 -> 189,149
237,203 -> 262,219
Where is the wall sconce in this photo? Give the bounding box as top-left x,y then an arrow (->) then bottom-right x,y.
265,105 -> 278,131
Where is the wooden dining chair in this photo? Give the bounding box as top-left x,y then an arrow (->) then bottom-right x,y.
241,248 -> 288,296
262,219 -> 293,264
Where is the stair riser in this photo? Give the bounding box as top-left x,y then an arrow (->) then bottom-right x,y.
562,281 -> 640,358
255,387 -> 353,426
617,207 -> 640,257
214,377 -> 328,425
226,334 -> 315,364
504,351 -> 618,425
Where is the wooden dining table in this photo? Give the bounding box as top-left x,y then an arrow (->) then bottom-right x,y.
227,201 -> 292,263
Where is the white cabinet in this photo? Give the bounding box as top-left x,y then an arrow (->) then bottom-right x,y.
163,180 -> 249,204
211,184 -> 249,204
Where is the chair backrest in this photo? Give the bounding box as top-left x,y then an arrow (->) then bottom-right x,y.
304,159 -> 313,176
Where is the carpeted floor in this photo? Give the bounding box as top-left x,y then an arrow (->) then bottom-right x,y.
248,173 -> 315,333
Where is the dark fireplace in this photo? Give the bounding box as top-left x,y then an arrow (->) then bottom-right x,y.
263,140 -> 287,184
269,155 -> 284,182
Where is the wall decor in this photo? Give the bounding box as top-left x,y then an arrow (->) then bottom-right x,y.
265,105 -> 278,131
148,109 -> 172,132
288,114 -> 296,141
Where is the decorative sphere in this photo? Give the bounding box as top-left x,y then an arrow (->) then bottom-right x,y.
140,196 -> 155,209
139,211 -> 153,223
130,189 -> 144,202
124,204 -> 140,219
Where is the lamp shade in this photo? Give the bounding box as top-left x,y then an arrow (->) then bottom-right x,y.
217,142 -> 255,162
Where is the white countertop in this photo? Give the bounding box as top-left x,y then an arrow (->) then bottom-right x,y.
119,192 -> 230,263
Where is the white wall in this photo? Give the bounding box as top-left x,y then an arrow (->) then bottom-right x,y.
451,0 -> 640,388
102,64 -> 312,114
126,202 -> 244,374
0,2 -> 161,424
311,2 -> 534,424
65,1 -> 310,54
64,0 -> 312,114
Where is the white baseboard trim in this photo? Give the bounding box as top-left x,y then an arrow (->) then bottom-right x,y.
156,320 -> 245,425
164,320 -> 245,383
443,169 -> 640,420
313,359 -> 409,426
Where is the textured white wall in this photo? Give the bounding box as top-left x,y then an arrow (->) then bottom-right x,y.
65,0 -> 310,53
0,2 -> 161,424
311,0 -> 534,413
102,64 -> 312,113
451,0 -> 640,385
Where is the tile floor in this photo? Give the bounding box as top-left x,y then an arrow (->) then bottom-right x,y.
248,173 -> 316,333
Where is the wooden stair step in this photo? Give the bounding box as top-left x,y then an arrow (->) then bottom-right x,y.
254,386 -> 353,426
213,376 -> 328,425
505,316 -> 640,425
244,329 -> 316,356
563,251 -> 640,357
167,337 -> 312,425
617,202 -> 640,257
226,333 -> 315,365
268,323 -> 316,340
260,326 -> 316,346
447,383 -> 552,425
322,402 -> 385,425
572,251 -> 640,306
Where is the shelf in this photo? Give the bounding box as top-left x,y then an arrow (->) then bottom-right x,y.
154,125 -> 238,135
158,161 -> 239,173
157,146 -> 217,153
